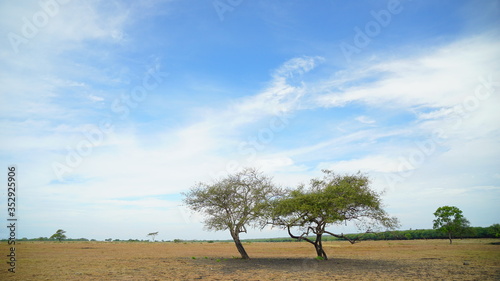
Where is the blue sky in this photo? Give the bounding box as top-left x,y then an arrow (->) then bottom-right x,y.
1,0 -> 499,241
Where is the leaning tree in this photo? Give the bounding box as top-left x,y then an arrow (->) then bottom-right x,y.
50,229 -> 67,242
433,206 -> 470,244
182,167 -> 281,259
269,170 -> 399,260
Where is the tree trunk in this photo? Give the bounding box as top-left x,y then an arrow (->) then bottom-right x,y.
314,234 -> 328,260
286,226 -> 328,260
448,232 -> 452,244
231,231 -> 250,259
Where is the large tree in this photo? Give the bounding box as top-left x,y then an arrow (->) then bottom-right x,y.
269,170 -> 399,260
433,206 -> 470,244
183,168 -> 280,259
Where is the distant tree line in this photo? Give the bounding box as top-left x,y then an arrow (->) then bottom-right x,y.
233,224 -> 499,243
12,237 -> 95,242
3,224 -> 497,243
328,224 -> 500,242
173,224 -> 500,243
6,238 -> 152,242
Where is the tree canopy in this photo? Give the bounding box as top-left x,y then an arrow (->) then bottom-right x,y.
433,206 -> 470,244
50,229 -> 67,242
269,170 -> 399,260
147,232 -> 159,242
183,167 -> 281,259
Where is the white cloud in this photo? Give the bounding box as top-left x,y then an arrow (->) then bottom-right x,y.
272,56 -> 324,79
254,157 -> 294,172
227,56 -> 324,126
315,35 -> 500,110
320,155 -> 401,174
88,94 -> 104,102
355,115 -> 376,124
39,1 -> 130,44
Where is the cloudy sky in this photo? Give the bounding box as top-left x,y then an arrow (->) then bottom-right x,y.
1,0 -> 499,241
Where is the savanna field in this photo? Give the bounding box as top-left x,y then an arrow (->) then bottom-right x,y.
1,239 -> 499,280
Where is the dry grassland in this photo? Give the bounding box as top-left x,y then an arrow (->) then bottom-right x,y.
1,239 -> 499,280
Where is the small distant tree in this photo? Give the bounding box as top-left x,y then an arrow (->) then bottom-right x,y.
147,232 -> 159,242
433,206 -> 470,244
183,168 -> 281,259
50,229 -> 67,242
269,170 -> 399,260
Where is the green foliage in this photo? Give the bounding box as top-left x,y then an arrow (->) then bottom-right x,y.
337,229 -> 443,241
488,224 -> 500,238
272,170 -> 399,231
50,229 -> 67,242
433,206 -> 470,243
269,170 -> 399,259
336,226 -> 500,241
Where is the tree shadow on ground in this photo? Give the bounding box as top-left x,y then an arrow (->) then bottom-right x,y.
195,257 -> 404,274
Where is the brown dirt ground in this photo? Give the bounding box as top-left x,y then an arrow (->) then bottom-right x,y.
1,239 -> 499,280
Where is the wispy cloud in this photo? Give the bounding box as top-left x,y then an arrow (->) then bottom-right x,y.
315,35 -> 500,110
356,115 -> 376,124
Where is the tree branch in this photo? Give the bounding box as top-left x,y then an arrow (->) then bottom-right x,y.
287,226 -> 315,245
324,229 -> 374,244
324,230 -> 358,244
